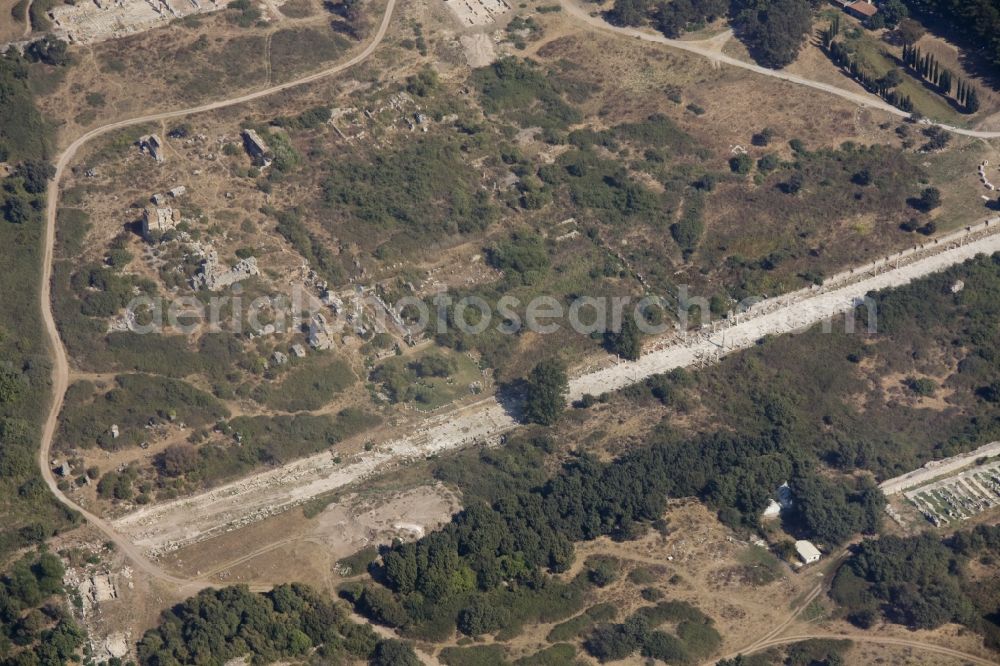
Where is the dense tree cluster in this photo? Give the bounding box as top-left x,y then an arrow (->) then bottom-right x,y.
830,527 -> 1000,635
0,50 -> 81,558
24,37 -> 70,67
0,160 -> 54,226
789,473 -> 883,545
670,191 -> 705,258
606,0 -> 729,37
0,553 -> 84,666
137,584 -> 413,665
732,0 -> 813,69
606,0 -> 650,26
368,435 -> 680,634
655,0 -> 729,36
523,359 -> 569,425
604,315 -> 643,361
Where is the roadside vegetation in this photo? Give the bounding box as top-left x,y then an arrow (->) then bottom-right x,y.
137,584 -> 418,665
606,0 -> 813,68
0,51 -> 76,558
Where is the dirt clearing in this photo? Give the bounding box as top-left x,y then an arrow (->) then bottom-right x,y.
157,484 -> 459,590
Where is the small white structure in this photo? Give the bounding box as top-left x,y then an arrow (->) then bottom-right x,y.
272,351 -> 288,366
168,185 -> 187,198
290,344 -> 306,358
762,499 -> 782,519
110,424 -> 119,439
762,482 -> 794,520
950,280 -> 965,294
795,540 -> 821,565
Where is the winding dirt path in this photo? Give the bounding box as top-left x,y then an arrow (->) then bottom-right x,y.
557,0 -> 1000,139
36,0 -> 398,591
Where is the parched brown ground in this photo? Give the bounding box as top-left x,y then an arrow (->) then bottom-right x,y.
156,482 -> 460,591
1,0 -> 28,42
32,0 -> 388,143
846,641 -> 984,665
53,524 -> 190,662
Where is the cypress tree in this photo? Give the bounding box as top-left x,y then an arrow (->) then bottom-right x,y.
967,87 -> 980,113
939,69 -> 951,95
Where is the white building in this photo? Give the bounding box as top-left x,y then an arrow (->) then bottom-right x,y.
762,499 -> 782,519
762,482 -> 794,520
795,540 -> 821,565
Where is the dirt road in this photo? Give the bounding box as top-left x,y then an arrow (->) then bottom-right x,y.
111,216 -> 1000,556
558,0 -> 1000,139
716,633 -> 1000,665
37,0 -> 399,591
